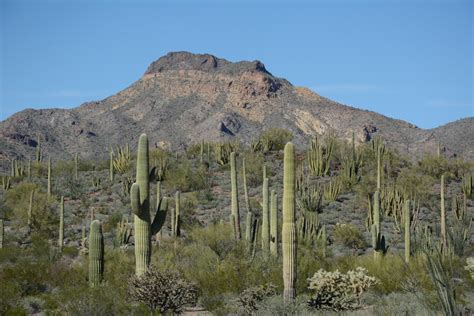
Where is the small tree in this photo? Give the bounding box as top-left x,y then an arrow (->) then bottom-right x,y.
128,268 -> 197,315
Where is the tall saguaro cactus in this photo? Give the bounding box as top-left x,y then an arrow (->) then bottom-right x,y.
440,175 -> 447,250
371,190 -> 388,260
0,219 -> 4,248
131,134 -> 168,276
47,158 -> 52,197
270,190 -> 278,256
282,142 -> 297,302
230,152 -> 241,239
262,178 -> 270,252
89,220 -> 104,287
59,196 -> 64,251
404,199 -> 411,263
242,158 -> 253,241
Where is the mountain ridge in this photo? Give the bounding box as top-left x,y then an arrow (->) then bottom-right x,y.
1,51 -> 472,167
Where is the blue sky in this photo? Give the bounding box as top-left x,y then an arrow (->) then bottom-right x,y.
1,0 -> 472,129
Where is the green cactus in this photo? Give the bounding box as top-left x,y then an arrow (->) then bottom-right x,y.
0,219 -> 3,248
440,175 -> 447,250
242,157 -> 253,242
115,217 -> 132,249
307,135 -> 334,177
28,190 -> 34,227
404,199 -> 411,263
261,178 -> 270,252
174,191 -> 181,237
317,225 -> 327,257
131,134 -> 168,276
270,190 -> 278,256
323,176 -> 342,202
35,134 -> 42,163
230,152 -> 241,239
47,158 -> 52,197
89,220 -> 104,287
282,142 -> 297,302
462,173 -> 472,199
59,196 -> 64,251
214,142 -> 236,166
109,150 -> 114,181
1,176 -> 11,191
75,153 -> 79,180
371,190 -> 388,260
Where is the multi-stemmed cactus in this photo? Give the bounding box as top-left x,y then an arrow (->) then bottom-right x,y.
270,190 -> 278,257
230,152 -> 241,239
59,196 -> 64,251
131,134 -> 168,276
282,142 -> 297,302
89,220 -> 104,287
307,135 -> 334,177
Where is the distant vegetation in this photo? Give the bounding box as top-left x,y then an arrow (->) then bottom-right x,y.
0,128 -> 473,315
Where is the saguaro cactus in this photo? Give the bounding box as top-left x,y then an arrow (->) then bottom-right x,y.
261,178 -> 270,252
270,190 -> 278,256
0,219 -> 4,248
109,150 -> 114,182
89,220 -> 104,287
230,152 -> 241,239
174,191 -> 181,237
59,196 -> 64,251
131,134 -> 168,276
74,153 -> 78,180
440,175 -> 447,250
47,158 -> 52,197
282,142 -> 297,302
371,190 -> 388,260
242,158 -> 253,241
404,199 -> 411,263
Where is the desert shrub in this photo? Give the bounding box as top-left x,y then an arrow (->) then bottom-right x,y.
243,151 -> 265,187
237,283 -> 277,314
188,224 -> 236,260
4,183 -> 57,235
416,155 -> 472,180
256,294 -> 310,315
128,268 -> 197,314
166,159 -> 207,192
332,223 -> 367,252
259,128 -> 293,152
307,267 -> 377,311
369,292 -> 433,315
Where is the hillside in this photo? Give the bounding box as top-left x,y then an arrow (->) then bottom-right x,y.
1,51 -> 472,167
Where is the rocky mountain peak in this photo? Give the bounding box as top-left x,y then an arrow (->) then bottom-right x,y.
144,51 -> 272,77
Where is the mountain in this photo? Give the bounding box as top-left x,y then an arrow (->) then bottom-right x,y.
1,51 -> 472,166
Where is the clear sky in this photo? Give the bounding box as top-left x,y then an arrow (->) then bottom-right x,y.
1,0 -> 472,129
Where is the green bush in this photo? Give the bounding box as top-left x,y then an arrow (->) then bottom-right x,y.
333,224 -> 367,252
259,128 -> 293,152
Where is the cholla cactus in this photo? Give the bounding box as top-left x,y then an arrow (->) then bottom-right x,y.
307,267 -> 377,311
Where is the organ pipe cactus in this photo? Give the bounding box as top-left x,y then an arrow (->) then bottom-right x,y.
261,178 -> 270,252
270,190 -> 278,256
89,220 -> 104,287
131,134 -> 168,276
282,142 -> 297,302
35,134 -> 42,162
404,199 -> 411,263
230,152 -> 241,239
59,196 -> 64,251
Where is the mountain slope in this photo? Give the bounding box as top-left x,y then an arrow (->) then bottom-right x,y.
1,51 -> 472,166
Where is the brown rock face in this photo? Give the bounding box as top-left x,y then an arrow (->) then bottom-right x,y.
0,51 -> 472,166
